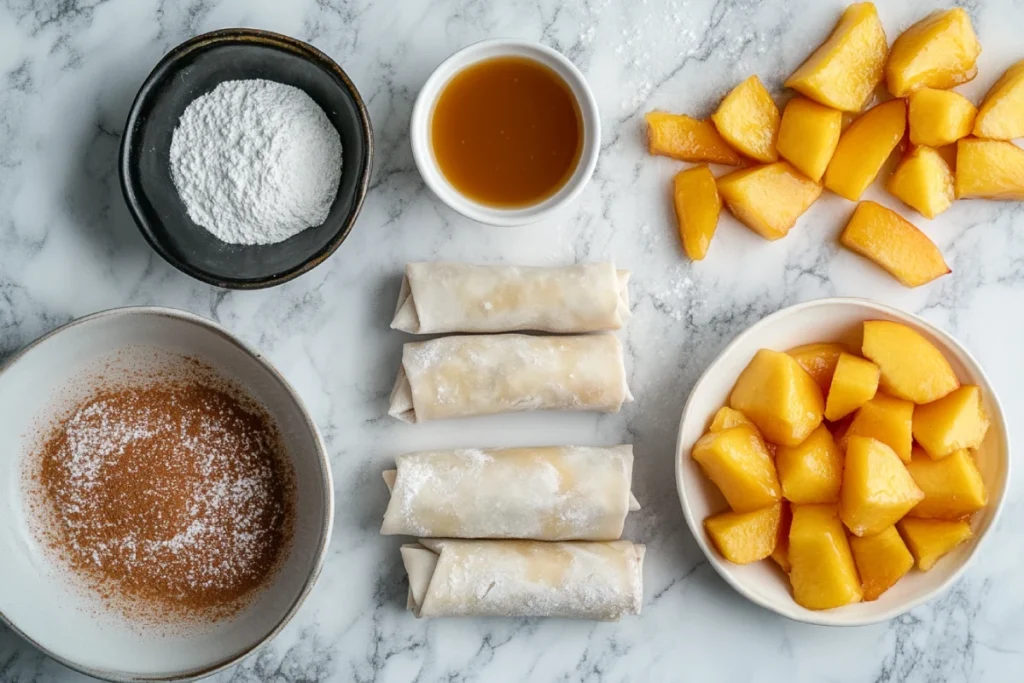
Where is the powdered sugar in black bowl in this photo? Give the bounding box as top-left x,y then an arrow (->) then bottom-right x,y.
120,29 -> 373,289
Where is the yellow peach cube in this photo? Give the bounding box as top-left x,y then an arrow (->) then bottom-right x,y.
913,385 -> 990,459
787,342 -> 852,394
776,424 -> 844,504
824,100 -> 907,201
673,165 -> 722,261
777,97 -> 842,182
887,146 -> 955,220
691,425 -> 781,512
862,320 -> 959,404
789,504 -> 863,610
886,8 -> 981,97
898,517 -> 973,571
717,162 -> 822,241
840,436 -> 924,537
644,112 -> 744,165
955,138 -> 1024,201
711,75 -> 780,163
704,503 -> 782,564
974,59 -> 1024,140
906,448 -> 987,520
908,88 -> 977,148
784,3 -> 888,112
843,393 -> 915,462
709,406 -> 756,433
825,352 -> 880,422
840,201 -> 950,288
729,348 -> 825,446
849,526 -> 914,601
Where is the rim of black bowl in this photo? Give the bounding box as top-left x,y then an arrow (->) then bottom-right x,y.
118,28 -> 373,290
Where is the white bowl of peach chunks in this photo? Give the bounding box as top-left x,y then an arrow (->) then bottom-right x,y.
675,298 -> 1009,626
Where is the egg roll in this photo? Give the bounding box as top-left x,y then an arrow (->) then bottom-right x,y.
388,333 -> 632,423
391,262 -> 630,334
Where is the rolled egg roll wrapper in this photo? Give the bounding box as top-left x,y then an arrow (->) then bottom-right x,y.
401,539 -> 645,620
380,446 -> 639,540
391,262 -> 631,334
388,334 -> 633,423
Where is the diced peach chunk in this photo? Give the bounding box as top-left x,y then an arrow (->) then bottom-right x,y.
787,342 -> 852,394
644,112 -> 744,165
712,75 -> 780,163
824,353 -> 880,422
913,385 -> 990,459
886,8 -> 981,97
849,526 -> 914,601
824,100 -> 907,201
908,88 -> 976,148
898,517 -> 973,571
839,201 -> 950,288
789,504 -> 863,610
955,138 -> 1024,200
906,447 -> 988,520
886,146 -> 955,219
776,424 -> 844,504
861,320 -> 959,404
843,393 -> 914,462
709,406 -> 756,433
729,349 -> 825,447
840,436 -> 924,537
673,165 -> 722,261
784,3 -> 888,112
717,162 -> 822,241
704,503 -> 782,564
974,59 -> 1024,140
777,97 -> 842,181
691,425 -> 781,512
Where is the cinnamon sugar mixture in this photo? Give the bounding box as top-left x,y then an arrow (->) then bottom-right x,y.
29,377 -> 295,623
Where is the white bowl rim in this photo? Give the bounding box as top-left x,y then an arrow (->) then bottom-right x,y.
674,296 -> 1011,627
409,38 -> 601,227
0,305 -> 336,681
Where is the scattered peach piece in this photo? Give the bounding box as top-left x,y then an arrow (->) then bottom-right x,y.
973,59 -> 1024,140
886,146 -> 955,219
717,162 -> 822,241
824,100 -> 907,201
777,97 -> 843,182
886,8 -> 981,97
839,201 -> 950,288
955,138 -> 1024,200
673,165 -> 722,261
784,3 -> 888,112
644,112 -> 744,165
711,75 -> 780,163
908,88 -> 976,148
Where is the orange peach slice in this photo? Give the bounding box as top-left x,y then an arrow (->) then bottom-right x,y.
644,112 -> 744,165
777,97 -> 843,182
886,8 -> 981,97
974,59 -> 1024,140
824,100 -> 907,201
955,138 -> 1024,200
673,165 -> 721,261
861,320 -> 959,404
839,201 -> 950,288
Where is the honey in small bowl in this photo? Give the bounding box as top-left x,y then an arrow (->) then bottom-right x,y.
430,56 -> 584,209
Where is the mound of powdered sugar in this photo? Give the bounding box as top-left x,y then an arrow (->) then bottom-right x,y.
169,79 -> 343,245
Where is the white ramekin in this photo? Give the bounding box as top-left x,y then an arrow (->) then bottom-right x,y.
410,39 -> 600,227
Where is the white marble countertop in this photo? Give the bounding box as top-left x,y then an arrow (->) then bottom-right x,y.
1,0 -> 1022,681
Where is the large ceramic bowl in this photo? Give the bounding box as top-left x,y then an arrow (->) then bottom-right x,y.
0,307 -> 333,680
675,298 -> 1009,626
120,29 -> 372,289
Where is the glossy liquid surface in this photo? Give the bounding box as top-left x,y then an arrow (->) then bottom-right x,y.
431,56 -> 583,208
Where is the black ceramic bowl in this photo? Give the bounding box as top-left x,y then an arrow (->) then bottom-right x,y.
119,29 -> 372,289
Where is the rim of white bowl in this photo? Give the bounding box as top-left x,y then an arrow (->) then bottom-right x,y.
674,297 -> 1011,627
0,306 -> 335,681
409,38 -> 601,227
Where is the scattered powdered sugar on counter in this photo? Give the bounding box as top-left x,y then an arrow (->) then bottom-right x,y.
170,79 -> 343,245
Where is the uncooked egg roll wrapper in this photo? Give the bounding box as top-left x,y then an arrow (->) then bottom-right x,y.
391,262 -> 630,334
381,446 -> 639,540
388,333 -> 633,423
401,539 -> 645,620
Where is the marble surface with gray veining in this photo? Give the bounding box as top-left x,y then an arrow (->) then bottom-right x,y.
1,0 -> 1023,681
